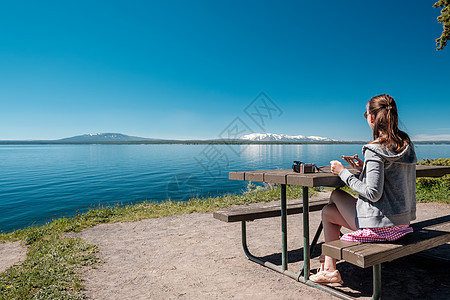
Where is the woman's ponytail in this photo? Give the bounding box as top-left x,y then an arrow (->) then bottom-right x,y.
368,94 -> 411,153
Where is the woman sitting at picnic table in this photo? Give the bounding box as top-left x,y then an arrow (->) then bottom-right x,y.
310,94 -> 417,284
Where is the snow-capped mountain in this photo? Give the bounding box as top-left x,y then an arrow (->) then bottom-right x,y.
240,133 -> 334,142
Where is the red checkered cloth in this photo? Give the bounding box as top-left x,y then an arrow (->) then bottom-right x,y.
340,224 -> 413,242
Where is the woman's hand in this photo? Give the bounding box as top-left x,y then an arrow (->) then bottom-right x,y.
330,160 -> 345,175
341,154 -> 363,171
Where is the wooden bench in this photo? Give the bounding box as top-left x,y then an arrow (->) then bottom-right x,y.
322,215 -> 450,299
213,197 -> 328,223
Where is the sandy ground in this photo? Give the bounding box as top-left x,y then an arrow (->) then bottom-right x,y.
0,241 -> 26,274
1,192 -> 449,299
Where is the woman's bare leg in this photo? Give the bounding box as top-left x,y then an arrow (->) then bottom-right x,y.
322,189 -> 358,271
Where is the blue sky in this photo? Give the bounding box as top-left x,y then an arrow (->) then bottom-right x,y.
1,1 -> 449,141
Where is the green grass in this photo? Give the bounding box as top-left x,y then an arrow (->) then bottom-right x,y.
417,158 -> 450,166
416,174 -> 450,203
0,185 -> 311,299
416,158 -> 450,203
0,237 -> 97,299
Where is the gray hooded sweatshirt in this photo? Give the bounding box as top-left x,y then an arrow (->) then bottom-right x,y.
338,143 -> 417,228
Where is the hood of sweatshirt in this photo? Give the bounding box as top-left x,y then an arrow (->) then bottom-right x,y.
362,143 -> 417,165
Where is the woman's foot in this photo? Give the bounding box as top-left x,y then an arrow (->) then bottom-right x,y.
309,264 -> 343,284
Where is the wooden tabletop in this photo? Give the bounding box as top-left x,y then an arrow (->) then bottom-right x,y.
229,165 -> 450,187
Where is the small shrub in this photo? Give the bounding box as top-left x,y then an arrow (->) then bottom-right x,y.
417,158 -> 450,166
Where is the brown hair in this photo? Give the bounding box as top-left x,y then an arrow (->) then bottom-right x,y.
367,94 -> 411,153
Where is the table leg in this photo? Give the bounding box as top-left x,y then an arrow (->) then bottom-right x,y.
302,186 -> 310,280
310,221 -> 323,255
281,184 -> 288,271
372,264 -> 382,300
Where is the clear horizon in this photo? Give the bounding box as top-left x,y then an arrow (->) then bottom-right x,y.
1,1 -> 449,141
1,131 -> 449,142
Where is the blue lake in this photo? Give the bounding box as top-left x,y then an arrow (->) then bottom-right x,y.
1,143 -> 449,232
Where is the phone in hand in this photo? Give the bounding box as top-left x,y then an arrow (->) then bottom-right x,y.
341,154 -> 363,171
341,154 -> 358,162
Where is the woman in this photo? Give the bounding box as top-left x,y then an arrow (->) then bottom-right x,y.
310,94 -> 417,284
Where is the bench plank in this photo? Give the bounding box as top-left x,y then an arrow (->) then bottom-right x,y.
342,231 -> 449,268
244,171 -> 265,182
229,171 -> 245,180
320,240 -> 361,260
416,165 -> 450,177
213,199 -> 328,223
263,169 -> 292,184
322,216 -> 450,268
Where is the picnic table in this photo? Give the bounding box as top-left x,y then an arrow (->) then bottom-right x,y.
214,164 -> 450,300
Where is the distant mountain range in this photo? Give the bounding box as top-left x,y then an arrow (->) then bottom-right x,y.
58,132 -> 335,143
57,133 -> 161,143
240,133 -> 334,142
0,132 -> 447,144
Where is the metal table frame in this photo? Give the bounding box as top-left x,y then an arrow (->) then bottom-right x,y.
229,165 -> 450,300
240,184 -> 353,300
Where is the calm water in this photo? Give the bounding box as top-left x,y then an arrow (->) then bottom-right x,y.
1,143 -> 448,232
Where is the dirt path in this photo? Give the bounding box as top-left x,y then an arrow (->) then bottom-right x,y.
71,194 -> 450,300
0,241 -> 26,274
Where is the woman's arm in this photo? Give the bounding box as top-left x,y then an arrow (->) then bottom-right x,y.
337,150 -> 384,202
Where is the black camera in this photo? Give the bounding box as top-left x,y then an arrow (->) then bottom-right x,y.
292,161 -> 317,173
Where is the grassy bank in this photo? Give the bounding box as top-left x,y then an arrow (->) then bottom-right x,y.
1,158 -> 448,299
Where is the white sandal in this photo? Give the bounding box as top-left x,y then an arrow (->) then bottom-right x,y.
309,263 -> 343,284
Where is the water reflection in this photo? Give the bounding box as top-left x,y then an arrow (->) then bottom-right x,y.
239,144 -> 366,169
